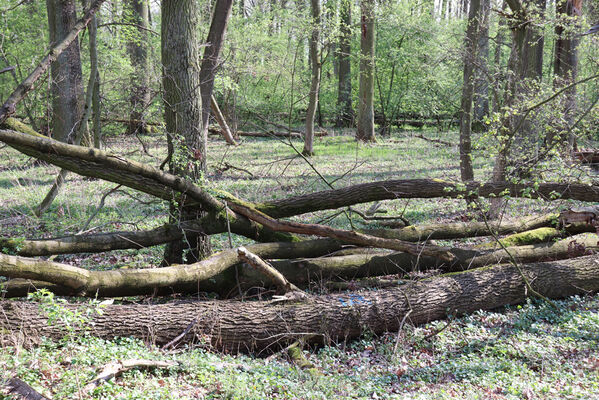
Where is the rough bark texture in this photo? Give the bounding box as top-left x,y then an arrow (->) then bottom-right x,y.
303,0 -> 321,156
46,0 -> 84,143
553,0 -> 583,148
163,0 -> 206,264
257,179 -> 599,219
3,254 -> 599,352
356,0 -> 375,142
335,0 -> 353,128
459,0 -> 481,181
127,0 -> 152,135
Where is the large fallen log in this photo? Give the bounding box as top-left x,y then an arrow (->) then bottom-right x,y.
2,254 -> 599,352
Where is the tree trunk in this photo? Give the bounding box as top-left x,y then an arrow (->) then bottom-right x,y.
162,0 -> 209,264
3,254 -> 599,351
335,0 -> 353,128
473,0 -> 490,126
199,0 -> 234,137
210,95 -> 238,145
303,0 -> 321,156
356,0 -> 376,142
552,0 -> 583,149
126,0 -> 152,135
46,0 -> 84,143
458,0 -> 481,182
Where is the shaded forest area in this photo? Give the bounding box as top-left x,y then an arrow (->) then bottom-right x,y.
1,0 -> 599,397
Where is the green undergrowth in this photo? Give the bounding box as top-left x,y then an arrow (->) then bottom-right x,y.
1,128 -> 599,398
1,296 -> 598,399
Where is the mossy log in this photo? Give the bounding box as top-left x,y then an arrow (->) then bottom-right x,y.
475,227 -> 562,249
363,214 -> 558,242
3,235 -> 597,298
2,254 -> 599,352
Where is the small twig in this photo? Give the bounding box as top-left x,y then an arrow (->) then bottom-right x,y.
0,66 -> 15,74
83,359 -> 176,393
348,207 -> 411,226
422,319 -> 452,341
78,185 -> 121,234
216,162 -> 254,177
162,317 -> 198,350
393,309 -> 413,356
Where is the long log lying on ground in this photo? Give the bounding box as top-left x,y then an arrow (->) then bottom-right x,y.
4,234 -> 597,298
0,214 -> 561,257
2,254 -> 599,352
363,214 -> 558,242
257,179 -> 599,219
0,239 -> 348,297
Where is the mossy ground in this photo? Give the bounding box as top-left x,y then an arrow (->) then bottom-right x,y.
1,128 -> 598,399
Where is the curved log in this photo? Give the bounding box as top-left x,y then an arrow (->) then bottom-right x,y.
2,254 -> 599,352
258,179 -> 599,218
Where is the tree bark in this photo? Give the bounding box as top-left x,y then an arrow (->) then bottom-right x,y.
163,0 -> 209,264
552,0 -> 583,149
473,0 -> 490,126
458,0 -> 481,182
335,0 -> 353,128
126,0 -> 152,135
210,95 -> 238,145
46,0 -> 84,143
3,254 -> 599,351
356,0 -> 376,142
199,0 -> 234,137
303,0 -> 322,156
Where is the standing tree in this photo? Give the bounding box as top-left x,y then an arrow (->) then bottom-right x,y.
46,0 -> 84,143
162,0 -> 208,264
473,0 -> 490,127
458,0 -> 483,182
303,0 -> 322,156
126,0 -> 152,135
199,0 -> 234,140
335,0 -> 353,128
552,0 -> 583,149
356,0 -> 375,142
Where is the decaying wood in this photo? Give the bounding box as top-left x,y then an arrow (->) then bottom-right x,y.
2,254 -> 599,352
3,234 -> 597,298
83,359 -> 176,394
0,0 -> 107,124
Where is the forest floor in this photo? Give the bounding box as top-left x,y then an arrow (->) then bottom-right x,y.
1,128 -> 598,399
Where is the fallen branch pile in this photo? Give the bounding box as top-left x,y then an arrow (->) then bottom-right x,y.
1,114 -> 599,352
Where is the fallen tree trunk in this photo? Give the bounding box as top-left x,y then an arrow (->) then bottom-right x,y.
3,234 -> 597,298
208,127 -> 327,139
0,214 -> 563,257
363,214 -> 558,242
2,254 -> 599,352
257,179 -> 599,219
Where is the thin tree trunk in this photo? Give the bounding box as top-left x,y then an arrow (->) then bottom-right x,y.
552,0 -> 583,150
335,0 -> 353,128
356,0 -> 376,142
473,0 -> 490,126
458,0 -> 481,182
126,0 -> 151,135
303,0 -> 322,156
199,0 -> 234,137
211,95 -> 238,145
